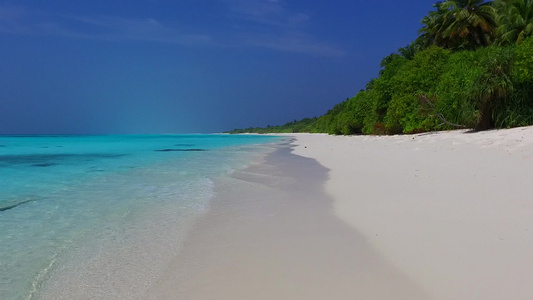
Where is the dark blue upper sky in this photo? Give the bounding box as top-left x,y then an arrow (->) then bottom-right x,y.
0,0 -> 435,134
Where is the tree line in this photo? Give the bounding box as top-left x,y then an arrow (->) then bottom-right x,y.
226,0 -> 533,135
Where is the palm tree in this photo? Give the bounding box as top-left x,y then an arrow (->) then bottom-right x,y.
418,2 -> 449,48
398,41 -> 424,60
495,0 -> 533,44
439,0 -> 498,49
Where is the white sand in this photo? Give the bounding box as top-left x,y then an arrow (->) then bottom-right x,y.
147,127 -> 533,300
148,141 -> 428,300
291,127 -> 533,300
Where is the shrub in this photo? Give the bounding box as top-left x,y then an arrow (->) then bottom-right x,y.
514,36 -> 533,82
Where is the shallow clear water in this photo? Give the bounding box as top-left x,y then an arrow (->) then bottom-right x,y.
0,134 -> 280,300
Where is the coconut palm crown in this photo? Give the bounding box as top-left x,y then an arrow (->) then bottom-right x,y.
439,0 -> 498,49
495,0 -> 533,44
418,2 -> 448,48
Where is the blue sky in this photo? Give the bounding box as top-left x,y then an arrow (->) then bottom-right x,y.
0,0 -> 435,134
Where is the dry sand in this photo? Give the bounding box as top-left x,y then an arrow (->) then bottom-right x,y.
149,127 -> 533,300
291,127 -> 533,300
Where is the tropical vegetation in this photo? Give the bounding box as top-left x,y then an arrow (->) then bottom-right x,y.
226,0 -> 533,135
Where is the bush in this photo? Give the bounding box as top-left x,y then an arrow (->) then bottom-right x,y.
493,82 -> 533,128
434,46 -> 516,130
514,36 -> 533,82
227,37 -> 533,135
391,46 -> 451,96
435,50 -> 482,128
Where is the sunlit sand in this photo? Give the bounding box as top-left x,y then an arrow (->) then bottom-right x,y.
149,126 -> 533,299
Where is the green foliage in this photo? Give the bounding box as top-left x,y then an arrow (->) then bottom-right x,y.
227,1 -> 533,136
495,0 -> 533,45
384,95 -> 417,134
359,89 -> 381,134
420,1 -> 497,50
434,50 -> 482,128
330,90 -> 378,135
443,0 -> 497,49
419,1 -> 450,48
371,54 -> 409,126
314,101 -> 349,134
514,36 -> 533,81
493,81 -> 533,127
434,45 -> 516,129
391,46 -> 450,95
382,46 -> 450,133
475,46 -> 515,129
224,117 -> 319,134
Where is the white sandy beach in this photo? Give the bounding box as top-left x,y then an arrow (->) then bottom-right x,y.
291,127 -> 533,299
148,127 -> 533,300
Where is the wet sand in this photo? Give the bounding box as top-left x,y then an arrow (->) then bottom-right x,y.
148,139 -> 427,299
149,126 -> 533,299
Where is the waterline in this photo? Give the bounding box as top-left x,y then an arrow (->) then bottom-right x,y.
0,134 -> 282,300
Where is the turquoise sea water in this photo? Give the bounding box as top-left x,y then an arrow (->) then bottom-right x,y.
0,134 -> 280,300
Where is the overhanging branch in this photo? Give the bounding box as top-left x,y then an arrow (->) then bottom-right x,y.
418,94 -> 467,128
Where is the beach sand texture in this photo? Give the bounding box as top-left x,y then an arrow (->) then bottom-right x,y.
148,140 -> 426,299
149,127 -> 533,300
292,127 -> 533,300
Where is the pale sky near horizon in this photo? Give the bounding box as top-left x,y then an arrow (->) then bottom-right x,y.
0,0 -> 435,134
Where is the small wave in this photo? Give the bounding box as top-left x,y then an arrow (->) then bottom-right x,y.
26,253 -> 58,300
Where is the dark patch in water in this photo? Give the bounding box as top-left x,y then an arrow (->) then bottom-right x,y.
174,144 -> 195,147
32,163 -> 56,167
0,145 -> 5,147
88,166 -> 106,172
0,199 -> 36,212
155,148 -> 206,152
0,153 -> 127,166
0,134 -> 80,138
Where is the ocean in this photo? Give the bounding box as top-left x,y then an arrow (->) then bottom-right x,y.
0,134 -> 281,300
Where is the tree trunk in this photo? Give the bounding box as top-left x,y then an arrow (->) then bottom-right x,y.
475,103 -> 494,131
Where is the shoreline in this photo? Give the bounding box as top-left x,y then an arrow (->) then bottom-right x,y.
149,126 -> 533,299
147,138 -> 426,299
24,137 -> 279,300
